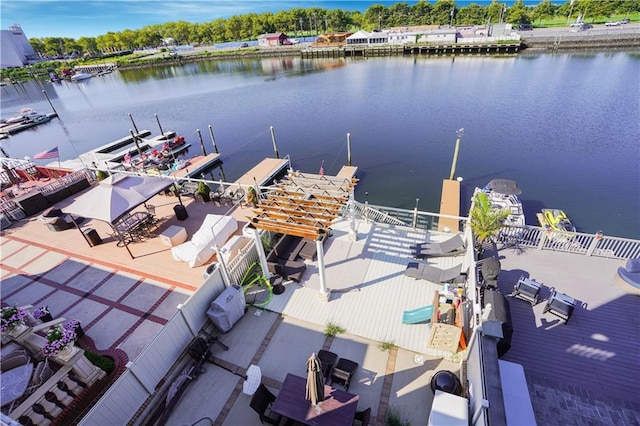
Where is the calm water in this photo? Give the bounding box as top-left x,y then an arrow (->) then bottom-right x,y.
1,52 -> 639,238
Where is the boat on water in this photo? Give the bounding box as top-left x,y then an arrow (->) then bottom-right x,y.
71,72 -> 92,81
537,208 -> 576,233
474,178 -> 526,226
3,108 -> 40,125
0,113 -> 56,136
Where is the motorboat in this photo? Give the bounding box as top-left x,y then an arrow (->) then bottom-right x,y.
475,179 -> 526,226
537,209 -> 576,234
3,108 -> 40,125
71,72 -> 92,81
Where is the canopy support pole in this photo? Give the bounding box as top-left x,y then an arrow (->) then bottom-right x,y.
251,226 -> 271,280
316,235 -> 330,301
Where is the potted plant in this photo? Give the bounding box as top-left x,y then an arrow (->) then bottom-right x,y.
246,186 -> 258,207
196,181 -> 211,202
64,319 -> 84,339
1,305 -> 28,333
33,306 -> 53,323
469,192 -> 510,257
42,324 -> 77,358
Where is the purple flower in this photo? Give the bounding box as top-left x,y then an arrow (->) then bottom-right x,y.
33,306 -> 50,320
1,305 -> 28,332
63,319 -> 81,330
42,324 -> 77,357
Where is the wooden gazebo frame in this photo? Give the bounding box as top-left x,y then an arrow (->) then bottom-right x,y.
247,170 -> 358,298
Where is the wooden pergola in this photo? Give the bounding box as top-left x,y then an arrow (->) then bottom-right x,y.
247,170 -> 358,298
249,171 -> 358,241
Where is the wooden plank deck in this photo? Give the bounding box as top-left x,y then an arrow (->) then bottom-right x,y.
490,245 -> 639,405
438,179 -> 460,232
234,158 -> 288,187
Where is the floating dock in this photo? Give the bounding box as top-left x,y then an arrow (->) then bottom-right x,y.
234,157 -> 289,187
0,113 -> 57,135
438,179 -> 461,232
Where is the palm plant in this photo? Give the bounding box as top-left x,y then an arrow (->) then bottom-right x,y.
469,192 -> 510,253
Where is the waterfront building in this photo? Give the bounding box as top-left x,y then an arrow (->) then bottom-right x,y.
1,24 -> 37,69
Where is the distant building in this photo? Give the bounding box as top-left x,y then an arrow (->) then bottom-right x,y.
1,24 -> 37,69
258,33 -> 288,48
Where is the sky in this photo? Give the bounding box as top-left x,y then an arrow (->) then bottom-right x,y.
1,0 -> 539,40
0,0 -> 405,39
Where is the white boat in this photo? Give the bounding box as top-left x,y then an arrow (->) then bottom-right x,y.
474,179 -> 526,226
71,72 -> 92,81
3,108 -> 40,124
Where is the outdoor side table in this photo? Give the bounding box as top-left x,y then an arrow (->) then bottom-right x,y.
160,225 -> 187,247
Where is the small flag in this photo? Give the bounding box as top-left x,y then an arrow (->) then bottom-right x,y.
123,151 -> 131,163
319,160 -> 324,176
33,146 -> 59,160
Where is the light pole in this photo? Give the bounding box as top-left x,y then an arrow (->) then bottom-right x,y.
450,9 -> 455,27
449,128 -> 465,180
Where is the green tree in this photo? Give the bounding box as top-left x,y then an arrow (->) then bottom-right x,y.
326,9 -> 351,31
225,15 -> 243,41
410,1 -> 434,25
77,37 -> 99,55
29,38 -> 45,57
532,0 -> 556,24
389,2 -> 411,26
431,0 -> 457,25
486,0 -> 505,24
458,4 -> 487,25
502,0 -> 527,24
469,192 -> 510,250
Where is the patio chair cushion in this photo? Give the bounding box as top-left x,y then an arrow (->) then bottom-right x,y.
171,214 -> 238,268
1,349 -> 31,372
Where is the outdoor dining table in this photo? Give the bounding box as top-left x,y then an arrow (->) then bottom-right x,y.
271,373 -> 359,426
113,211 -> 154,245
0,362 -> 34,409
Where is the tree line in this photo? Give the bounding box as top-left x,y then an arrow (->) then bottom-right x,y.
28,0 -> 638,58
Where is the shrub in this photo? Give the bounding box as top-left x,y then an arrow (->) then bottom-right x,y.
84,350 -> 115,375
324,322 -> 345,337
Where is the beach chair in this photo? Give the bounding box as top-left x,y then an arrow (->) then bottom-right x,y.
410,234 -> 465,259
405,262 -> 462,283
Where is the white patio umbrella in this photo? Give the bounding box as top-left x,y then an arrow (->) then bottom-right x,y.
306,352 -> 325,405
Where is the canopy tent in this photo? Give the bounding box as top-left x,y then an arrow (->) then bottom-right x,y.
61,174 -> 175,258
62,174 -> 173,224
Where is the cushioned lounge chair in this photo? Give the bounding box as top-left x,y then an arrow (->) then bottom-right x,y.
410,234 -> 466,259
405,262 -> 462,283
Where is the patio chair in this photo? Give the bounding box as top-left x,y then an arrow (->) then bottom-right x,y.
330,358 -> 358,391
512,276 -> 541,305
410,234 -> 466,259
479,257 -> 501,288
543,291 -> 576,324
249,383 -> 281,425
353,407 -> 372,425
317,349 -> 338,380
404,262 -> 462,283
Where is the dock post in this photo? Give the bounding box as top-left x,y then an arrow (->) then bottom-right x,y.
155,114 -> 165,136
41,90 -> 58,117
270,126 -> 279,159
347,133 -> 352,166
196,129 -> 207,156
448,128 -> 464,180
129,129 -> 143,157
208,125 -> 219,154
128,113 -> 139,134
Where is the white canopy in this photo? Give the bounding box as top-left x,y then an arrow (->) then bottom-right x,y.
62,174 -> 173,224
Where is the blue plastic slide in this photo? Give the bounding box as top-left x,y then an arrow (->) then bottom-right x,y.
402,305 -> 434,324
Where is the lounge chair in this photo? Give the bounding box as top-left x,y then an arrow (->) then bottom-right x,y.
171,214 -> 238,268
405,262 -> 462,283
410,234 -> 465,259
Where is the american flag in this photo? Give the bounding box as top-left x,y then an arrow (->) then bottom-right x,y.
33,146 -> 59,160
319,161 -> 324,176
124,152 -> 132,163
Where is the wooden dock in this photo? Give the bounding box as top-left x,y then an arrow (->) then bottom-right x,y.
438,178 -> 461,232
336,165 -> 358,179
234,157 -> 289,187
172,153 -> 222,180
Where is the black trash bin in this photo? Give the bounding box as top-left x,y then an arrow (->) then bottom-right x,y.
83,228 -> 102,247
430,370 -> 462,396
174,204 -> 188,221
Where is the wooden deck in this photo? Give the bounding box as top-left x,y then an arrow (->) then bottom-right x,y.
233,158 -> 288,187
438,178 -> 460,232
488,244 -> 639,410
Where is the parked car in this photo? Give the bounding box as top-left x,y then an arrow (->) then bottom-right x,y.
282,40 -> 293,45
240,43 -> 249,48
620,18 -> 630,24
605,21 -> 621,26
516,24 -> 533,31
